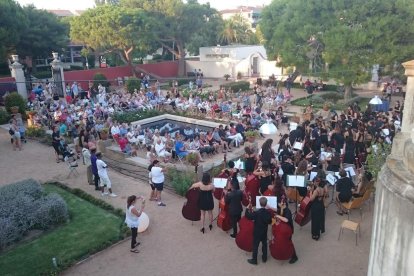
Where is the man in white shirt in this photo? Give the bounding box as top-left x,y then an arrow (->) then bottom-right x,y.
96,152 -> 117,197
111,122 -> 120,140
154,139 -> 171,162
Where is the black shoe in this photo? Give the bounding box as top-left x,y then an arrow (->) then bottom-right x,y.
95,188 -> 100,191
200,227 -> 205,234
289,256 -> 298,264
209,224 -> 213,231
262,257 -> 267,263
230,234 -> 236,238
247,259 -> 257,265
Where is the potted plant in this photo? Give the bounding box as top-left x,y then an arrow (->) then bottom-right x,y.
245,130 -> 259,143
224,74 -> 230,81
100,128 -> 109,140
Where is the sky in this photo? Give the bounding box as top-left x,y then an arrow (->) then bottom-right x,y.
16,0 -> 272,11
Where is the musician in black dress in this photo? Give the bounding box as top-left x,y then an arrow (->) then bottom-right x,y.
310,177 -> 327,240
335,170 -> 354,215
253,161 -> 272,195
225,175 -> 243,238
246,197 -> 272,265
244,146 -> 257,174
189,173 -> 214,233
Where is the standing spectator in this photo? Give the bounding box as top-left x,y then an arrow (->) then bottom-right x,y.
96,152 -> 117,197
90,148 -> 100,191
71,82 -> 79,98
150,160 -> 167,206
125,195 -> 145,253
82,145 -> 93,186
10,120 -> 22,151
52,125 -> 61,162
15,114 -> 26,143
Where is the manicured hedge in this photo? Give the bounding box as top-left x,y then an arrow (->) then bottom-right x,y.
222,81 -> 250,92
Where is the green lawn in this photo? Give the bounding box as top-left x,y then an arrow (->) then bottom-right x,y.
0,184 -> 124,276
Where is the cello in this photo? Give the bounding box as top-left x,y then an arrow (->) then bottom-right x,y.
242,160 -> 261,206
294,184 -> 312,226
235,194 -> 254,252
182,188 -> 201,221
217,179 -> 232,231
269,204 -> 295,260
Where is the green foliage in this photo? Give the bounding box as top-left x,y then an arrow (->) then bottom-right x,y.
218,14 -> 256,45
343,96 -> 362,107
17,6 -> 69,59
0,0 -> 27,61
366,144 -> 391,180
112,109 -> 162,123
260,0 -> 414,99
0,182 -> 126,275
309,95 -> 325,104
70,5 -> 157,65
26,126 -> 46,138
32,70 -> 52,79
93,73 -> 110,88
245,130 -> 259,138
320,92 -> 344,104
169,79 -> 195,87
4,92 -> 26,114
0,179 -> 68,249
0,108 -> 10,124
167,168 -> 196,196
126,77 -> 141,93
222,81 -> 250,92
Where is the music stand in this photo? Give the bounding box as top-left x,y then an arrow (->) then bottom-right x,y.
286,175 -> 307,214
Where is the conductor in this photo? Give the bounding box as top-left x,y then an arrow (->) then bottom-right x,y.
246,197 -> 272,265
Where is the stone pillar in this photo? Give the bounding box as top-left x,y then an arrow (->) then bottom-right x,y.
50,52 -> 65,97
9,55 -> 28,99
367,61 -> 414,276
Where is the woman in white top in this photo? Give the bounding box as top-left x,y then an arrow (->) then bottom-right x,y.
150,160 -> 167,207
125,195 -> 145,253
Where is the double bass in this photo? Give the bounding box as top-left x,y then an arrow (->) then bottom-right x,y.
235,194 -> 254,252
294,186 -> 312,226
182,188 -> 201,221
270,207 -> 295,260
242,159 -> 261,206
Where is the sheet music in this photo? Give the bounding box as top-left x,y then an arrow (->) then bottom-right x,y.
382,129 -> 390,136
237,176 -> 245,183
213,178 -> 227,188
309,171 -> 318,181
293,142 -> 303,150
326,174 -> 337,185
234,159 -> 245,170
256,196 -> 277,209
286,175 -> 306,187
289,122 -> 298,131
344,166 -> 356,177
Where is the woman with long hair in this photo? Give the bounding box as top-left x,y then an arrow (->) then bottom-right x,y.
254,161 -> 273,195
189,172 -> 215,233
261,138 -> 275,166
310,177 -> 327,240
125,195 -> 145,253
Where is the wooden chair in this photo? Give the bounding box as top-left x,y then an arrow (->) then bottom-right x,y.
361,188 -> 373,211
338,219 -> 361,246
342,196 -> 364,220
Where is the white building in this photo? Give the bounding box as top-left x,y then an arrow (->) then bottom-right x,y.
186,45 -> 283,79
220,6 -> 262,29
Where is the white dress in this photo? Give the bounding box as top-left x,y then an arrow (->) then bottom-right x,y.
259,119 -> 278,135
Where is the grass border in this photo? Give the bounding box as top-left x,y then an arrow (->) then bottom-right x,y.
39,182 -> 130,274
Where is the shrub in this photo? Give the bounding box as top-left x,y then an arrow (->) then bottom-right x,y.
167,169 -> 196,196
126,77 -> 141,93
32,70 -> 52,79
343,96 -> 362,107
34,194 -> 69,230
26,126 -> 46,138
5,92 -> 26,114
93,73 -> 110,89
222,81 -> 250,92
0,179 -> 68,249
309,95 -> 325,104
320,92 -> 343,103
0,108 -> 10,124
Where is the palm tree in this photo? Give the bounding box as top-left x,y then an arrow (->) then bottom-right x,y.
218,14 -> 252,45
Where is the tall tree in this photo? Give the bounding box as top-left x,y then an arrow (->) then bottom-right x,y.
70,5 -> 156,75
17,6 -> 69,60
95,0 -> 119,5
121,0 -> 222,75
218,14 -> 255,45
0,0 -> 27,62
260,0 -> 414,99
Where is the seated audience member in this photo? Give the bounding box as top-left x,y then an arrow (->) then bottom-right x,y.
155,139 -> 172,162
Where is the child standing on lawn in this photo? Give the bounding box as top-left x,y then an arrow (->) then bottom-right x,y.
96,152 -> 117,197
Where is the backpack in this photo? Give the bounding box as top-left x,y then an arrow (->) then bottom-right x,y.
9,128 -> 14,135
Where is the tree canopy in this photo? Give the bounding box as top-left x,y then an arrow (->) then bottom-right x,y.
260,0 -> 414,99
218,14 -> 256,45
70,5 -> 156,72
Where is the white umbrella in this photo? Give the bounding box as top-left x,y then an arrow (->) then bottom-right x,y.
369,95 -> 383,105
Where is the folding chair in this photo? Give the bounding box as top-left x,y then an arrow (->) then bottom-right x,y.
65,156 -> 79,178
